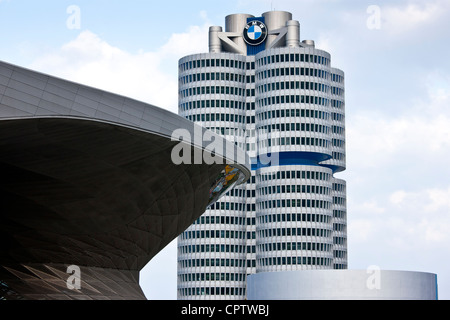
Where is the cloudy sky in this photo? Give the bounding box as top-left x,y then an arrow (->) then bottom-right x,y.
1,0 -> 449,300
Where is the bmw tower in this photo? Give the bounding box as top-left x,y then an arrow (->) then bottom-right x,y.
177,11 -> 347,300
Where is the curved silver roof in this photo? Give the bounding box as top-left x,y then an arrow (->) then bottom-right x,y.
0,60 -> 250,300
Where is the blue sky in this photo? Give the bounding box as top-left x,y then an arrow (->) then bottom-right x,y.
1,0 -> 450,300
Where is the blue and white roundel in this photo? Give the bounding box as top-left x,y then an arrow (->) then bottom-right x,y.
243,20 -> 267,46
247,25 -> 263,41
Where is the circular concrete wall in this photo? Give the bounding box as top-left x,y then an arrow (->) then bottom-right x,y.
247,270 -> 438,300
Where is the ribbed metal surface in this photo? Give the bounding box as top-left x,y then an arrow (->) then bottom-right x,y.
0,59 -> 250,300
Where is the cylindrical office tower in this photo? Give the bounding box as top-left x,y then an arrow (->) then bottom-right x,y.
254,45 -> 340,272
177,52 -> 256,299
177,11 -> 346,300
327,67 -> 347,269
331,177 -> 347,269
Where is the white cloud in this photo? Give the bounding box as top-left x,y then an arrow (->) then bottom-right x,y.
424,187 -> 450,213
389,190 -> 408,206
381,1 -> 449,35
388,187 -> 450,214
351,199 -> 386,215
346,71 -> 450,169
422,71 -> 450,113
347,70 -> 450,257
159,24 -> 209,58
30,30 -> 178,112
347,114 -> 450,171
348,218 -> 377,242
28,19 -> 210,115
351,186 -> 450,250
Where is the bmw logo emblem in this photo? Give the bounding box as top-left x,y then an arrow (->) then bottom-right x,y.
243,20 -> 267,46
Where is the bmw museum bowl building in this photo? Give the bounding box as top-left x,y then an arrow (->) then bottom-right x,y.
0,59 -> 250,300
